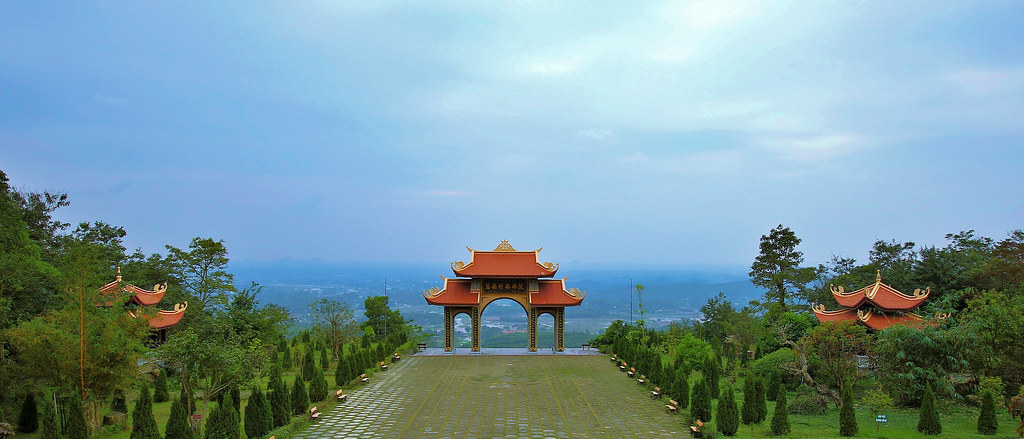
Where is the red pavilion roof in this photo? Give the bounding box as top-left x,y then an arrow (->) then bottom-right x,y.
99,268 -> 184,330
532,279 -> 585,306
132,302 -> 188,329
451,241 -> 558,278
811,305 -> 948,331
423,278 -> 479,306
829,271 -> 929,311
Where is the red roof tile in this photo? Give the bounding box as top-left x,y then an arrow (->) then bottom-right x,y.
423,278 -> 480,306
530,279 -> 584,306
451,243 -> 558,278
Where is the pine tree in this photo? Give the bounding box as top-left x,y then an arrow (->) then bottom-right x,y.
66,396 -> 89,439
320,347 -> 330,371
335,355 -> 348,386
839,383 -> 857,436
152,370 -> 168,403
741,377 -> 757,425
770,383 -> 790,436
301,349 -> 315,381
165,397 -> 193,439
691,380 -> 712,423
244,388 -> 272,439
40,393 -> 60,439
766,371 -> 781,402
290,378 -> 309,415
309,368 -> 328,403
111,389 -> 128,413
717,384 -> 739,436
754,377 -> 768,423
674,369 -> 690,409
205,392 -> 239,439
704,356 -> 721,399
17,392 -> 38,433
281,343 -> 293,370
977,390 -> 998,435
131,382 -> 161,439
917,383 -> 941,435
268,363 -> 290,428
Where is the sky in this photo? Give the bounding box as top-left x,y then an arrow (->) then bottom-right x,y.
2,1 -> 1023,268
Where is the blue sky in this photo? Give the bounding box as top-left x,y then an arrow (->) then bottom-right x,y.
2,1 -> 1022,267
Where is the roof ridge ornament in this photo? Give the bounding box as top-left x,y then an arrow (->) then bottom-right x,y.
876,269 -> 882,283
494,240 -> 516,252
116,266 -> 122,283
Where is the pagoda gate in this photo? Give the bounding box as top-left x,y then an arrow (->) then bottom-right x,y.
812,271 -> 948,330
99,267 -> 187,342
424,241 -> 585,352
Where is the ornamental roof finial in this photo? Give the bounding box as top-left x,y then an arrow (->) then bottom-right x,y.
116,266 -> 122,283
494,240 -> 516,252
876,269 -> 882,283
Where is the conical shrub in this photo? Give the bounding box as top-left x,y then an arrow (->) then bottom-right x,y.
290,378 -> 308,415
268,364 -> 290,428
309,368 -> 328,402
741,377 -> 757,425
302,349 -> 315,381
17,392 -> 38,433
691,380 -> 712,423
205,392 -> 239,439
335,355 -> 348,386
320,347 -> 330,371
716,384 -> 739,436
674,369 -> 690,409
165,397 -> 193,439
111,389 -> 128,414
40,393 -> 60,439
770,383 -> 790,436
839,384 -> 857,437
754,377 -> 767,423
977,390 -> 998,435
243,388 -> 272,439
66,395 -> 89,439
281,343 -> 293,370
703,356 -> 720,399
131,382 -> 161,439
917,383 -> 941,435
766,371 -> 781,401
154,369 -> 169,403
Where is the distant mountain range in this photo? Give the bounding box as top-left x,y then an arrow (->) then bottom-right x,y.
229,259 -> 764,332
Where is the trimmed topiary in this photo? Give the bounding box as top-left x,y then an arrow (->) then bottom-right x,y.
753,377 -> 767,423
290,377 -> 309,415
243,388 -> 272,439
282,343 -> 293,370
770,383 -> 790,436
977,390 -> 998,435
131,382 -> 161,439
268,363 -> 290,428
716,384 -> 739,436
703,356 -> 721,400
320,347 -> 330,371
674,368 -> 690,409
839,384 -> 857,437
691,380 -> 712,423
205,392 -> 239,439
165,397 -> 193,439
17,392 -> 38,433
302,349 -> 315,381
917,383 -> 941,435
154,369 -> 169,403
766,371 -> 781,402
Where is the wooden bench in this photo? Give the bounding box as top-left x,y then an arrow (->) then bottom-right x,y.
360,373 -> 369,383
581,343 -> 591,350
380,361 -> 388,371
666,400 -> 678,414
335,389 -> 347,402
689,419 -> 704,437
309,406 -> 321,421
651,386 -> 661,398
610,355 -> 617,362
417,342 -> 427,351
637,374 -> 646,385
627,367 -> 635,378
392,353 -> 401,363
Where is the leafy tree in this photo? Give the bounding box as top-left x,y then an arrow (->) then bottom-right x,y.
806,321 -> 872,394
40,392 -> 60,439
309,368 -> 328,403
716,384 -> 738,436
769,383 -> 790,436
917,383 -> 941,435
839,384 -> 857,436
861,386 -> 894,433
691,380 -> 711,423
916,231 -> 993,302
697,293 -> 735,342
17,392 -> 38,433
130,382 -> 161,439
957,290 -> 1024,397
310,299 -> 359,361
874,324 -> 971,405
979,229 -> 1024,293
165,237 -> 235,311
243,387 -> 272,439
267,363 -> 289,428
977,390 -> 998,435
154,369 -> 170,403
674,333 -> 711,373
290,378 -> 308,416
165,397 -> 193,439
224,282 -> 292,347
749,225 -> 817,314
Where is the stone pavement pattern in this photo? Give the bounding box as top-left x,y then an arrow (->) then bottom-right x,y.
295,355 -> 683,438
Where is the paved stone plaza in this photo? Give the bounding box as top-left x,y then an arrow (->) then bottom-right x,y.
295,354 -> 685,438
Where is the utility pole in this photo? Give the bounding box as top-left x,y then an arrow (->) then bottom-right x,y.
629,278 -> 633,326
383,277 -> 388,342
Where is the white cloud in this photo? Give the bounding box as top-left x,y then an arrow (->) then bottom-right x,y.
762,134 -> 860,163
576,128 -> 615,142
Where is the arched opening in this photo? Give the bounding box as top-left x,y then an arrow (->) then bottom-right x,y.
480,298 -> 529,348
452,312 -> 473,349
536,312 -> 555,351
